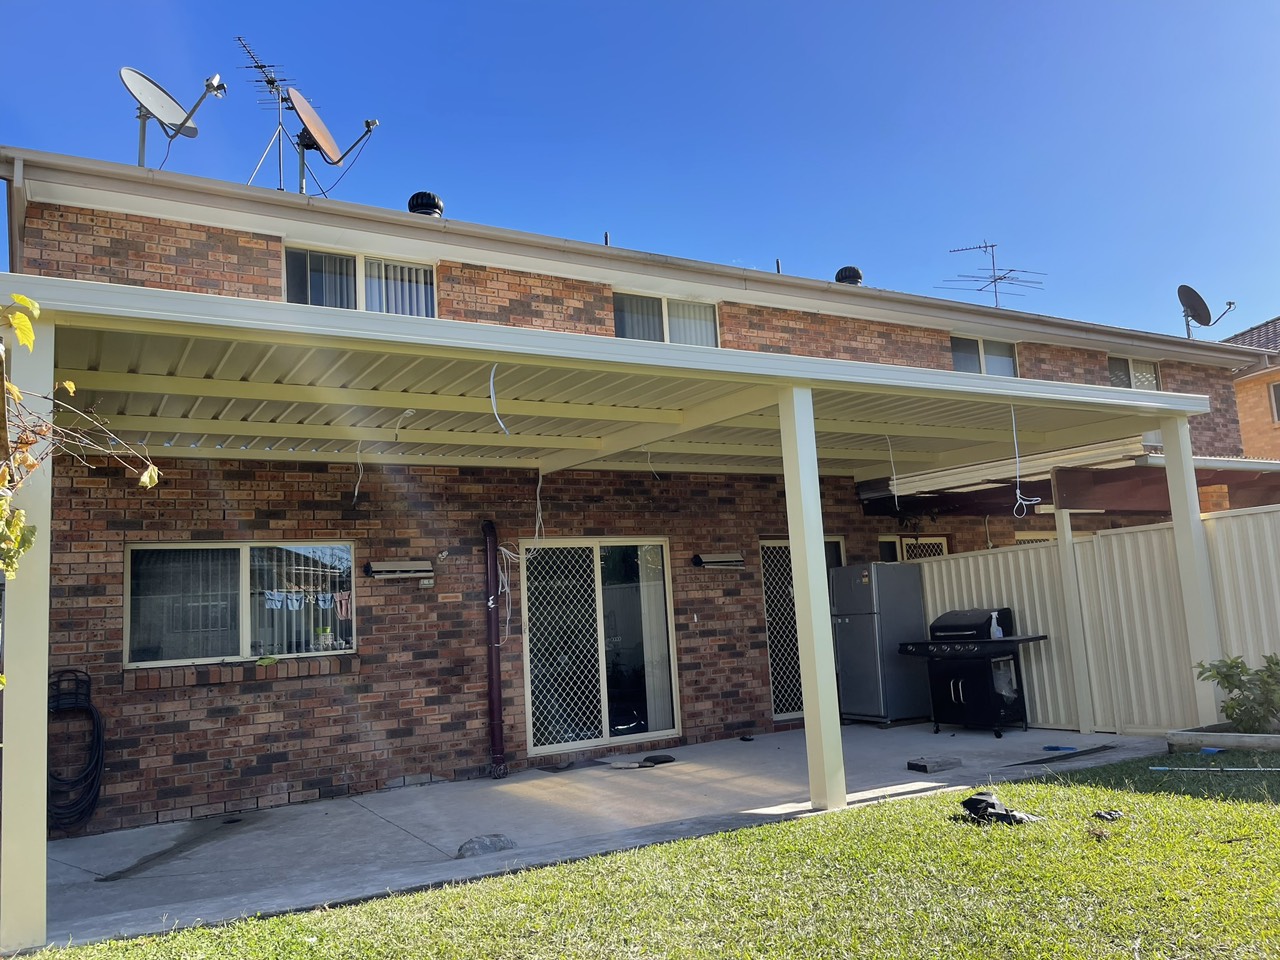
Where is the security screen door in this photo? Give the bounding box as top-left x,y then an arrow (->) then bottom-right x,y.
523,540 -> 677,753
760,539 -> 844,720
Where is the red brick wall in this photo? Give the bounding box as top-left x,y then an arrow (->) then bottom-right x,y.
22,203 -> 281,298
436,261 -> 614,334
1159,361 -> 1244,458
1234,371 -> 1280,460
49,457 -> 912,835
718,302 -> 953,366
1015,343 -> 1111,386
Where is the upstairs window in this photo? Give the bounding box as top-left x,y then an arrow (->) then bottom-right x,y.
286,249 -> 435,317
1271,382 -> 1280,422
951,336 -> 1017,377
1108,357 -> 1159,390
614,293 -> 718,346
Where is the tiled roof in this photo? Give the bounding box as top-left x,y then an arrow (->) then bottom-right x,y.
1224,316 -> 1280,351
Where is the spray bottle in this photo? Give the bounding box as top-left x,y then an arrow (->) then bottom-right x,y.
989,611 -> 1003,638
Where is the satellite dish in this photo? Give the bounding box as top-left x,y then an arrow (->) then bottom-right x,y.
1177,284 -> 1236,339
284,87 -> 378,194
120,66 -> 226,167
286,88 -> 341,164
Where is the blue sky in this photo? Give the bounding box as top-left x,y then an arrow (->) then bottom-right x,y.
3,2 -> 1279,340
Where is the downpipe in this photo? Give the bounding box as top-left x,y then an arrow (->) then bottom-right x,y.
482,519 -> 509,778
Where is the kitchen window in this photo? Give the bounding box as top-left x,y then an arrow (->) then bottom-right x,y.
951,336 -> 1017,377
613,293 -> 718,346
286,248 -> 435,317
1108,357 -> 1159,390
127,543 -> 355,665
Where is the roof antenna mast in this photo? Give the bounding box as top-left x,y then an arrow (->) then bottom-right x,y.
238,36 -> 295,191
938,241 -> 1045,308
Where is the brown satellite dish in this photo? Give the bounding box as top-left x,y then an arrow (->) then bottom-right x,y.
286,87 -> 342,164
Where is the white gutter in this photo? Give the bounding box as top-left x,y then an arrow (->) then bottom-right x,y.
1,146 -> 1267,371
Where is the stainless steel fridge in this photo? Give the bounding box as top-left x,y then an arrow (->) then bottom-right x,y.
829,562 -> 930,723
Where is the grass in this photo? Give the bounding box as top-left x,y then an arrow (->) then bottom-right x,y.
36,751 -> 1280,960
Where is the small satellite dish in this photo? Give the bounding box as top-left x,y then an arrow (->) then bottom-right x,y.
1177,284 -> 1236,339
283,87 -> 378,194
287,88 -> 341,164
120,66 -> 226,167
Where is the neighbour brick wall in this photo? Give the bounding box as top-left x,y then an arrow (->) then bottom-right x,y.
49,457 -> 913,836
1234,371 -> 1280,460
435,262 -> 614,334
22,203 -> 282,299
717,302 -> 953,367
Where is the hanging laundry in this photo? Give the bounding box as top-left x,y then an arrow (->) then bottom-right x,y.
334,591 -> 352,621
285,593 -> 305,611
316,593 -> 335,609
263,590 -> 285,610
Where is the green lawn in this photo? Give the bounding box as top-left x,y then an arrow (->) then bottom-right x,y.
40,751 -> 1280,960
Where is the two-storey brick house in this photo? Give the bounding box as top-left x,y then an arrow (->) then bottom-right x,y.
0,145 -> 1268,862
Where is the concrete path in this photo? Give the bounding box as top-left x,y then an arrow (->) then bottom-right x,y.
44,723 -> 1166,947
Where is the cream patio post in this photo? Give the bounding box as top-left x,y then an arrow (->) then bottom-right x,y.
1161,415 -> 1223,727
778,385 -> 846,811
0,314 -> 54,952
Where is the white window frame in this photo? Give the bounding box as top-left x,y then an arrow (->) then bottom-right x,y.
950,336 -> 1018,377
285,247 -> 436,317
1270,382 -> 1280,422
124,541 -> 357,667
520,536 -> 681,756
612,290 -> 720,346
1108,356 -> 1160,390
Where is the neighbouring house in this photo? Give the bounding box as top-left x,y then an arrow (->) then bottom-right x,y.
0,143 -> 1276,949
1225,317 -> 1280,460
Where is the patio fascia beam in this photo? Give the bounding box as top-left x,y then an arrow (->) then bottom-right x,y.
723,415 -> 1039,444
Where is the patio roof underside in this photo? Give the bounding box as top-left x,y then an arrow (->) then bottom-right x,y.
37,285 -> 1207,483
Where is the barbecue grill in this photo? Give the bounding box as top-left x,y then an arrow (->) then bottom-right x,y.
899,608 -> 1045,737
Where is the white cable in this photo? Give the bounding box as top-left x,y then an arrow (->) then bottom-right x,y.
885,435 -> 900,511
352,439 -> 365,506
1010,405 -> 1041,519
496,542 -> 521,642
644,445 -> 660,480
489,363 -> 510,435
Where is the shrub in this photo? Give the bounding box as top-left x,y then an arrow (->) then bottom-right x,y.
1195,654 -> 1280,734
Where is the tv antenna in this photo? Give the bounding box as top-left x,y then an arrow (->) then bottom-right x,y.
938,241 -> 1045,308
1177,284 -> 1235,339
120,66 -> 226,168
237,37 -> 378,195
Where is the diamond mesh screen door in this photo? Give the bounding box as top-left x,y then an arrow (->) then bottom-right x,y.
524,546 -> 604,748
901,537 -> 947,560
760,542 -> 803,718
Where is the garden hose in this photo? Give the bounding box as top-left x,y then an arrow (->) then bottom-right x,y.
47,669 -> 106,830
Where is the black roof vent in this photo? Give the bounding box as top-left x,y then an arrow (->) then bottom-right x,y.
408,191 -> 444,218
835,266 -> 863,285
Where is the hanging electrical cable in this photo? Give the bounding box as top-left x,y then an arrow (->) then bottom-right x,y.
1010,405 -> 1042,519
885,435 -> 900,511
47,669 -> 106,830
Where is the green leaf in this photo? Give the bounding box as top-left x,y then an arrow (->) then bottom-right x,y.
138,463 -> 161,489
256,657 -> 279,667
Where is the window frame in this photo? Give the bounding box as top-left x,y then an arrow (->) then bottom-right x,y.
1269,382 -> 1280,423
285,246 -> 437,317
124,541 -> 357,668
950,336 -> 1018,377
878,535 -> 950,561
611,290 -> 720,347
1107,356 -> 1161,391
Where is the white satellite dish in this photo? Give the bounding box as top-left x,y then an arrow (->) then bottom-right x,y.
120,66 -> 226,167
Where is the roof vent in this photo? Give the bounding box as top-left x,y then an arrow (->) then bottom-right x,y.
835,266 -> 863,285
408,191 -> 444,218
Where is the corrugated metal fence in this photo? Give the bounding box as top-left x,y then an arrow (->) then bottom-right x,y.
914,503 -> 1280,735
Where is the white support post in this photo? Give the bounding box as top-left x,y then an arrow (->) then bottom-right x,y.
0,317 -> 54,953
1160,415 -> 1222,727
777,386 -> 846,811
1052,509 -> 1095,734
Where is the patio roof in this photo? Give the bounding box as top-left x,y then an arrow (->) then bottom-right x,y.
16,274 -> 1212,481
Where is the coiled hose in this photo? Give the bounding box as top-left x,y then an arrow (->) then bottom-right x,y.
47,669 -> 105,830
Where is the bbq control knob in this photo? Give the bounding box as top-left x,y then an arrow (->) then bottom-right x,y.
928,644 -> 939,654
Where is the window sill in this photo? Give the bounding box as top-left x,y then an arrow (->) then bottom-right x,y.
123,654 -> 360,690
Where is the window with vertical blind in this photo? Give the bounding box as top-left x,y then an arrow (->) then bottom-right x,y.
613,293 -> 718,346
950,336 -> 1017,377
1108,357 -> 1160,390
127,543 -> 355,665
286,248 -> 434,318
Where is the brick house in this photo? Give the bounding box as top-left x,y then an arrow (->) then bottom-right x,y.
1225,318 -> 1280,461
0,146 -> 1271,943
